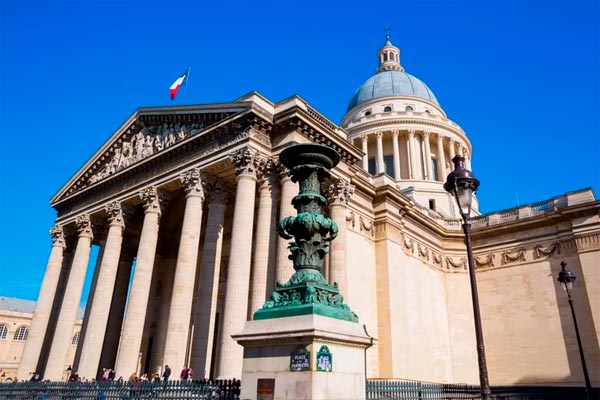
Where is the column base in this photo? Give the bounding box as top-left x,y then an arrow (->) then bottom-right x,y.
233,314 -> 373,400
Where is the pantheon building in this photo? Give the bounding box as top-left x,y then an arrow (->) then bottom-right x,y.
17,37 -> 600,386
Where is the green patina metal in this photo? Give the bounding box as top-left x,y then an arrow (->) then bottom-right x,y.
253,143 -> 358,322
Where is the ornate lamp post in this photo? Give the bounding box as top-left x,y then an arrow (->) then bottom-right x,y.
253,143 -> 357,322
444,155 -> 492,400
557,261 -> 592,400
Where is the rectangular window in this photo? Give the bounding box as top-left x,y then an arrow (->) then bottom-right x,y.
368,158 -> 376,175
429,199 -> 436,210
384,155 -> 395,178
432,159 -> 439,181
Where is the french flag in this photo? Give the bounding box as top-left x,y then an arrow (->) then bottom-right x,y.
169,70 -> 188,100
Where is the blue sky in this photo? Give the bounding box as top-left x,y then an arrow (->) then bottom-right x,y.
0,0 -> 598,304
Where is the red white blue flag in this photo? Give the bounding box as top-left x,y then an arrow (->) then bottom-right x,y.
169,70 -> 188,100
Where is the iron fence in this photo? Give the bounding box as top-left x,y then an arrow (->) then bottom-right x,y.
366,379 -> 597,400
0,379 -> 240,400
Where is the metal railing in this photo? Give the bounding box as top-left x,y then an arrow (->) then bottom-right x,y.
366,379 -> 597,400
0,379 -> 241,400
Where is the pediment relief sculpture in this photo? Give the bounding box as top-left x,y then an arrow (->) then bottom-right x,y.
88,122 -> 207,185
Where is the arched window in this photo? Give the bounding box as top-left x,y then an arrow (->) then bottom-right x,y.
13,326 -> 29,341
364,110 -> 372,117
405,106 -> 414,112
383,106 -> 392,113
390,53 -> 395,61
72,331 -> 80,346
0,324 -> 8,339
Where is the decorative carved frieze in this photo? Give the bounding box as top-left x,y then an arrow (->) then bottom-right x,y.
359,215 -> 373,235
502,247 -> 526,264
474,253 -> 495,269
418,243 -> 429,261
89,122 -> 207,185
432,252 -> 442,266
574,234 -> 600,252
534,242 -> 560,259
403,234 -> 414,255
446,256 -> 466,270
346,210 -> 356,228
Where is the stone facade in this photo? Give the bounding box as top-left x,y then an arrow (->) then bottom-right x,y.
0,297 -> 82,382
14,38 -> 600,388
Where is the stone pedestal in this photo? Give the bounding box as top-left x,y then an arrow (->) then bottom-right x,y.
233,314 -> 372,400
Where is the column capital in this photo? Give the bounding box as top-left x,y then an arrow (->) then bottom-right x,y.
361,134 -> 369,143
375,131 -> 384,139
435,132 -> 445,141
423,130 -> 431,138
180,167 -> 205,199
230,147 -> 268,179
408,129 -> 416,137
257,158 -> 278,187
392,129 -> 400,138
324,178 -> 355,205
105,201 -> 129,228
203,176 -> 231,205
75,214 -> 93,239
50,225 -> 66,248
139,186 -> 165,215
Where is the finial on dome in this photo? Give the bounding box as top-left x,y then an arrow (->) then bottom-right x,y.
377,28 -> 403,73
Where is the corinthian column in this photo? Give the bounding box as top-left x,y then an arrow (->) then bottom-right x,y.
391,130 -> 401,180
115,187 -> 163,378
189,181 -> 227,379
163,168 -> 205,372
408,130 -> 417,179
436,133 -> 447,181
423,131 -> 432,180
325,178 -> 355,294
376,131 -> 384,174
361,135 -> 369,171
275,167 -> 296,285
78,202 -> 127,379
17,226 -> 66,380
249,164 -> 278,314
45,215 -> 94,381
216,148 -> 265,379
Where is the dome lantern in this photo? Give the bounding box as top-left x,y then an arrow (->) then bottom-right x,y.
377,29 -> 403,73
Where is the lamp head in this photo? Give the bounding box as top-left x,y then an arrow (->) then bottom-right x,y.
444,155 -> 480,218
557,261 -> 576,292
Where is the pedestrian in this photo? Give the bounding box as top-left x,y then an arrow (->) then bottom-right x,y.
162,365 -> 171,382
179,366 -> 188,381
108,369 -> 116,381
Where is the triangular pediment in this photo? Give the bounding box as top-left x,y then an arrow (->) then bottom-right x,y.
51,102 -> 253,205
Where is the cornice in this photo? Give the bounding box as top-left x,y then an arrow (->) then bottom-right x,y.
273,107 -> 362,166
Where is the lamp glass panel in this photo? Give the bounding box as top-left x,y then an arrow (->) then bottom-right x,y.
457,186 -> 473,214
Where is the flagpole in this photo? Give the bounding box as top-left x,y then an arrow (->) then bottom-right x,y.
182,66 -> 191,104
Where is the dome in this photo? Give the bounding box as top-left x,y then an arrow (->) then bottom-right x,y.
347,70 -> 439,111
